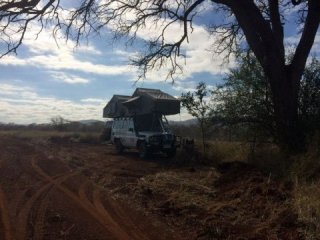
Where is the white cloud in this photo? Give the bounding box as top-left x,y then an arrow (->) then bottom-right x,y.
52,72 -> 90,84
285,32 -> 320,55
0,83 -> 106,124
0,8 -> 233,83
166,108 -> 194,122
0,83 -> 29,92
0,56 -> 28,66
121,16 -> 234,82
0,24 -> 133,77
0,50 -> 133,77
0,83 -> 194,124
172,81 -> 197,93
81,98 -> 106,103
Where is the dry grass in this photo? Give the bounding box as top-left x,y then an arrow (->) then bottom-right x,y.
291,149 -> 320,239
247,144 -> 291,177
291,152 -> 320,180
0,130 -> 101,144
199,140 -> 320,239
0,130 -> 66,138
195,141 -> 284,172
135,169 -> 220,209
175,140 -> 250,166
205,141 -> 250,164
294,181 -> 320,240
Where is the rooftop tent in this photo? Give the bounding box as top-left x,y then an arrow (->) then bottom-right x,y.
103,88 -> 180,118
103,95 -> 131,118
123,88 -> 180,115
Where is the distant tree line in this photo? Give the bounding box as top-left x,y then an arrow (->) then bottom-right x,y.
0,116 -> 105,133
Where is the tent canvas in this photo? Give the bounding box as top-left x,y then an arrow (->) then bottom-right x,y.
123,88 -> 180,115
103,88 -> 180,118
103,95 -> 131,118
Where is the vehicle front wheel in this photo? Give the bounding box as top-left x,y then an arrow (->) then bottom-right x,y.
166,148 -> 176,158
138,142 -> 149,159
115,139 -> 124,154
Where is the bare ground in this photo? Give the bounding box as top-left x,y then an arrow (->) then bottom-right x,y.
0,134 -> 305,239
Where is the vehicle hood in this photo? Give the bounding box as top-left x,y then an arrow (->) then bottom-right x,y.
138,131 -> 172,137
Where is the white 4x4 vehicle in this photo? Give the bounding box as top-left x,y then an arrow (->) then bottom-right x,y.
111,113 -> 178,158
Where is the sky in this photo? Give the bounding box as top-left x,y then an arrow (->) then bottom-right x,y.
0,1 -> 319,125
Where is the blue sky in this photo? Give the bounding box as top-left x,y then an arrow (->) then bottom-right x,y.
0,1 -> 319,124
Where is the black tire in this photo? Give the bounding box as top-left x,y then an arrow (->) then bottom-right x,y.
115,139 -> 124,154
166,148 -> 176,158
101,128 -> 111,141
138,142 -> 149,159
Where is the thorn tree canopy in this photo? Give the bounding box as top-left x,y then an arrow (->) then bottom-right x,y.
0,0 -> 319,151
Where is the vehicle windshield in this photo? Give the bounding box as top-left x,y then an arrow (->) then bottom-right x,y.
134,113 -> 164,132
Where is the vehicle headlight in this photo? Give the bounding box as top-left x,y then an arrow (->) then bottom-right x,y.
164,134 -> 173,140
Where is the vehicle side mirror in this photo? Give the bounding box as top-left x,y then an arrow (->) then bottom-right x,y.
129,128 -> 134,132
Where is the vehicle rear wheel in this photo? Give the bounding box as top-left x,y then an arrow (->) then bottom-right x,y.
115,139 -> 124,154
138,142 -> 149,159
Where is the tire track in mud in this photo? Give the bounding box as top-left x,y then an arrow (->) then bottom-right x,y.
31,157 -> 137,240
79,183 -> 149,240
16,170 -> 78,240
32,195 -> 49,240
78,182 -> 92,206
92,189 -> 150,240
13,173 -> 66,218
0,159 -> 15,240
0,185 -> 14,240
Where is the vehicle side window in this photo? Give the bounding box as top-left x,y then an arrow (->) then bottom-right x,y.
119,119 -> 124,129
114,119 -> 120,129
122,119 -> 127,130
112,118 -> 135,131
112,120 -> 117,129
128,118 -> 134,130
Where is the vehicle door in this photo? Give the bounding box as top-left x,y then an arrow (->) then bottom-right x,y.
126,118 -> 137,147
111,119 -> 119,143
119,118 -> 129,147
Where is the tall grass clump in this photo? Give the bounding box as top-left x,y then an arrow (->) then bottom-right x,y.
247,143 -> 290,177
294,181 -> 320,240
290,143 -> 320,239
205,141 -> 249,165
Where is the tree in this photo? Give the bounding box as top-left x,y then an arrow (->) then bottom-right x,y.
0,0 -> 319,151
299,58 -> 320,139
50,116 -> 69,131
181,82 -> 212,153
214,53 -> 320,148
213,52 -> 275,139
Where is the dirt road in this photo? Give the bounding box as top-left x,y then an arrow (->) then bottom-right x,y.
0,135 -> 179,240
0,134 -> 306,239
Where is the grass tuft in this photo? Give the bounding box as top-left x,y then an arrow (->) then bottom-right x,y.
205,141 -> 250,164
294,181 -> 320,240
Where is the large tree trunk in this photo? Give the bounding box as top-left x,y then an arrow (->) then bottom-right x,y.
227,0 -> 320,153
269,66 -> 305,152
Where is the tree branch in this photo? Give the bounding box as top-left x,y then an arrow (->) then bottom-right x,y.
269,0 -> 284,60
0,0 -> 59,57
291,0 -> 320,81
223,1 -> 276,69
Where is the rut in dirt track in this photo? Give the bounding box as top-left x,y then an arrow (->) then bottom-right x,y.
0,154 -> 78,240
0,137 -> 177,240
30,156 -> 149,240
0,159 -> 14,240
